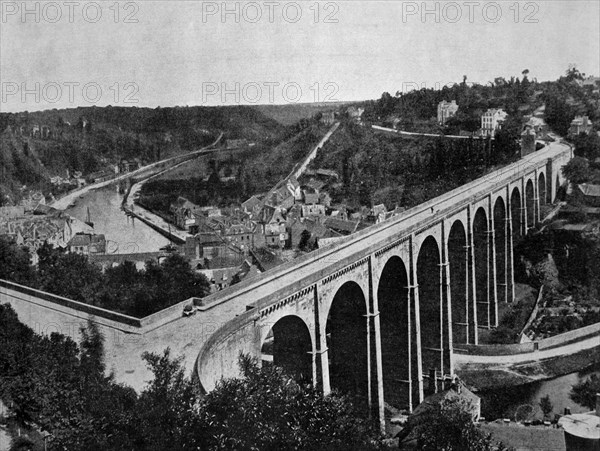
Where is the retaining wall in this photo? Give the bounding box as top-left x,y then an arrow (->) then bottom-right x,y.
454,322 -> 600,356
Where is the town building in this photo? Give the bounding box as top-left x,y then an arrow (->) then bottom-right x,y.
242,195 -> 262,216
183,214 -> 258,267
319,191 -> 332,207
569,115 -> 593,136
170,197 -> 202,231
86,169 -> 114,184
0,206 -> 92,263
117,158 -> 141,174
264,208 -> 288,249
323,217 -> 369,236
481,108 -> 508,137
573,183 -> 600,207
266,182 -> 296,210
233,259 -> 262,284
184,232 -> 243,268
329,204 -> 349,221
19,191 -> 46,213
301,203 -> 326,218
67,232 -> 107,255
302,188 -> 320,206
524,115 -> 549,137
437,100 -> 459,125
198,267 -> 240,293
369,204 -> 387,223
320,111 -> 336,125
578,75 -> 600,93
346,106 -> 365,123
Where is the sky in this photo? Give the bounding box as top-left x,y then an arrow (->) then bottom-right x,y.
1,0 -> 599,112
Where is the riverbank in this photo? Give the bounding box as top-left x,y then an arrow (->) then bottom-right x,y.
456,345 -> 600,391
52,133 -> 223,211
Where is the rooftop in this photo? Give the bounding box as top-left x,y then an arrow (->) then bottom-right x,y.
558,413 -> 600,440
578,183 -> 600,197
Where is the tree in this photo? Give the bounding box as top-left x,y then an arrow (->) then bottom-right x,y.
136,349 -> 203,450
9,436 -> 36,451
565,65 -> 584,83
298,229 -> 313,252
539,395 -> 554,419
37,245 -> 103,303
199,354 -> 382,451
570,374 -> 600,410
544,94 -> 575,136
573,131 -> 600,160
0,236 -> 36,285
410,398 -> 510,451
562,157 -> 591,184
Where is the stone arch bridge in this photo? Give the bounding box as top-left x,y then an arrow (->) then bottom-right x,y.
196,142 -> 572,429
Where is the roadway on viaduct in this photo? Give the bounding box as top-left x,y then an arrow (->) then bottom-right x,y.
1,140 -> 573,431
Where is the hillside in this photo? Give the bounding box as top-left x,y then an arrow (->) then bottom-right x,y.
252,101 -> 356,126
139,122 -> 330,214
0,106 -> 288,204
366,68 -> 599,136
311,121 -> 516,210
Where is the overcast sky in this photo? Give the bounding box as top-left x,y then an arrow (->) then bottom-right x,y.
1,1 -> 599,112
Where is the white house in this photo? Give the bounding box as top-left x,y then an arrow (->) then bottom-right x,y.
481,108 -> 508,137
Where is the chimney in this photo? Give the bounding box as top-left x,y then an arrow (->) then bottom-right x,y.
596,393 -> 600,417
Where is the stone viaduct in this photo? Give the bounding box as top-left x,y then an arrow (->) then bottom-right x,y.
195,141 -> 572,429
0,141 -> 572,431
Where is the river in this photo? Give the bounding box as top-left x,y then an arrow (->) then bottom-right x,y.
65,185 -> 169,254
479,363 -> 600,420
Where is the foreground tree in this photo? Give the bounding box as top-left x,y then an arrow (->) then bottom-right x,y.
410,398 -> 509,451
199,354 -> 382,451
562,157 -> 591,185
0,236 -> 36,285
570,374 -> 600,410
539,395 -> 554,420
135,349 -> 203,450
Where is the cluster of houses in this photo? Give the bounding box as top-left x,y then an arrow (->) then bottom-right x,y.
116,158 -> 141,174
83,158 -> 143,185
320,106 -> 365,126
569,115 -> 594,136
50,169 -> 87,190
480,108 -> 508,137
0,192 -> 105,264
437,100 -> 459,125
576,75 -> 600,92
437,100 -> 509,137
167,169 -> 401,293
4,123 -> 55,139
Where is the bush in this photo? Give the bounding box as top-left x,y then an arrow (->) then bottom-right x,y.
199,354 -> 383,451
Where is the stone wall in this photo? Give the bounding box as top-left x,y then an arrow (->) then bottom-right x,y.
454,322 -> 600,356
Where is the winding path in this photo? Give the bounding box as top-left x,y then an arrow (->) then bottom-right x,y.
454,333 -> 600,365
